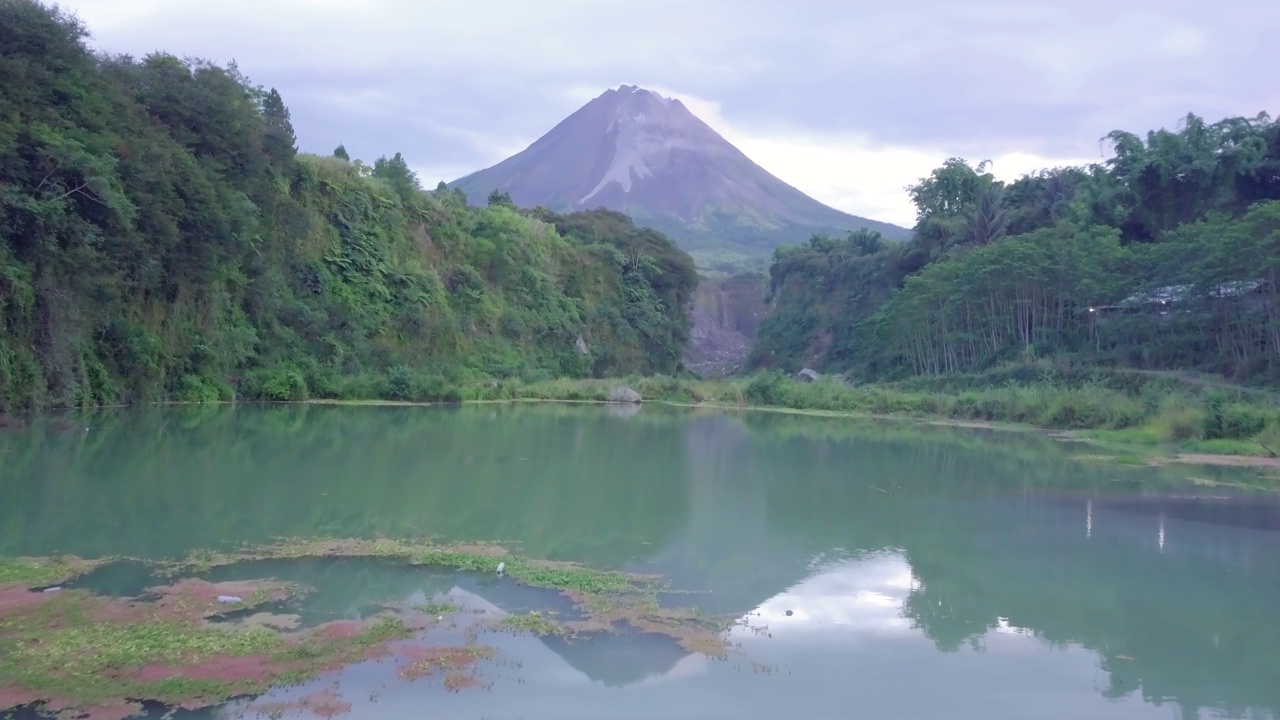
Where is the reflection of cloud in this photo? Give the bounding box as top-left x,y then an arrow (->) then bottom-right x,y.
993,616 -> 1034,636
747,551 -> 915,634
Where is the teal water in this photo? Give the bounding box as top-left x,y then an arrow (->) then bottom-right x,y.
3,403 -> 1280,719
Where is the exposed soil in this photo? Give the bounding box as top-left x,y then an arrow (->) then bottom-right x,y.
1174,453 -> 1280,468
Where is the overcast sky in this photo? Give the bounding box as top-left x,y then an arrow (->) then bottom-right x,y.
65,0 -> 1278,227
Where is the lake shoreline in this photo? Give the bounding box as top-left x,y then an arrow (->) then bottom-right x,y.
6,370 -> 1279,468
306,393 -> 1280,470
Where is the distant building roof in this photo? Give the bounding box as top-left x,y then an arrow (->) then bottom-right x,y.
1119,279 -> 1264,307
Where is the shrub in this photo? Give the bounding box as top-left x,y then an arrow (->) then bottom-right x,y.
246,363 -> 310,402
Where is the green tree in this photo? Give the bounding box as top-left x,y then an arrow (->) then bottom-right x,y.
371,152 -> 419,200
260,87 -> 296,164
487,189 -> 515,208
0,0 -> 701,411
754,109 -> 1280,384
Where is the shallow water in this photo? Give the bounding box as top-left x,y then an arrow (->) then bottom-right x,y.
3,403 -> 1280,719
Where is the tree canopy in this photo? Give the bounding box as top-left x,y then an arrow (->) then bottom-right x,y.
753,111 -> 1280,385
0,0 -> 697,411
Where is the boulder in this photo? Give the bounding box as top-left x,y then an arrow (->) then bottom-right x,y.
606,385 -> 643,404
796,368 -> 820,383
575,336 -> 590,356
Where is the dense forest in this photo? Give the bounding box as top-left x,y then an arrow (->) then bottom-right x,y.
0,0 -> 697,412
753,110 -> 1280,384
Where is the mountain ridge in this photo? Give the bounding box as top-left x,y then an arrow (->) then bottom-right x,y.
450,85 -> 909,265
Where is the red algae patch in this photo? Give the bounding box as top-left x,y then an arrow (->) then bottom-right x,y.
395,643 -> 494,682
137,654 -> 278,684
299,689 -> 354,718
314,620 -> 364,640
442,672 -> 483,692
167,537 -> 513,575
560,590 -> 732,659
2,540 -> 737,718
0,685 -> 42,710
0,585 -> 60,612
0,561 -> 412,720
145,578 -> 302,619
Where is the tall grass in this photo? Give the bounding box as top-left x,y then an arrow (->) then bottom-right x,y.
441,369 -> 1280,457
281,362 -> 1280,458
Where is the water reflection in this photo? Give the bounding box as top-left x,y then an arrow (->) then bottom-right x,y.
4,404 -> 1280,719
750,552 -> 914,635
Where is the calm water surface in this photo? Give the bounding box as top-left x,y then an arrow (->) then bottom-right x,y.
3,403 -> 1280,720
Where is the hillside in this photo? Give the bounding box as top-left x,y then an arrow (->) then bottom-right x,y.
752,115 -> 1280,385
0,0 -> 697,412
450,85 -> 908,268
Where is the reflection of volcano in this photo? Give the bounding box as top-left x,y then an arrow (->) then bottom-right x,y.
23,404 -> 1280,719
540,633 -> 690,687
630,413 -> 815,618
439,582 -> 700,688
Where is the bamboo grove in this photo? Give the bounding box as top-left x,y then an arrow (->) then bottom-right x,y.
754,111 -> 1280,385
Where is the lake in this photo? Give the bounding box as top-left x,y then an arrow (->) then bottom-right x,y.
2,403 -> 1279,720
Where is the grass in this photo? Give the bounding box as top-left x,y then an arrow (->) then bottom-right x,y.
413,601 -> 461,616
167,537 -> 658,595
0,571 -> 416,718
433,368 -> 1280,461
495,610 -> 566,636
162,536 -> 729,658
2,539 -> 731,717
0,555 -> 106,588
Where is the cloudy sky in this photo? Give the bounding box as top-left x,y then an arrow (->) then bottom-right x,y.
65,0 -> 1278,227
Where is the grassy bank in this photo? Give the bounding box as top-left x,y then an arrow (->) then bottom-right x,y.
7,362 -> 1279,461
445,366 -> 1280,460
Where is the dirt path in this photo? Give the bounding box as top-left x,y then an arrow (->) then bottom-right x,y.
1173,453 -> 1280,468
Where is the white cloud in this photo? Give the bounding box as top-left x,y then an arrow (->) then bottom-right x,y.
648,86 -> 1100,228
60,0 -> 1269,228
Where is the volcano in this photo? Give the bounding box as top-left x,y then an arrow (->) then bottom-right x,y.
449,85 -> 908,263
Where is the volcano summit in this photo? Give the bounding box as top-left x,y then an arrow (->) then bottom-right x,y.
450,85 -> 908,265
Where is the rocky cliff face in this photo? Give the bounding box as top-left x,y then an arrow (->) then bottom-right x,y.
684,274 -> 769,377
450,85 -> 907,262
